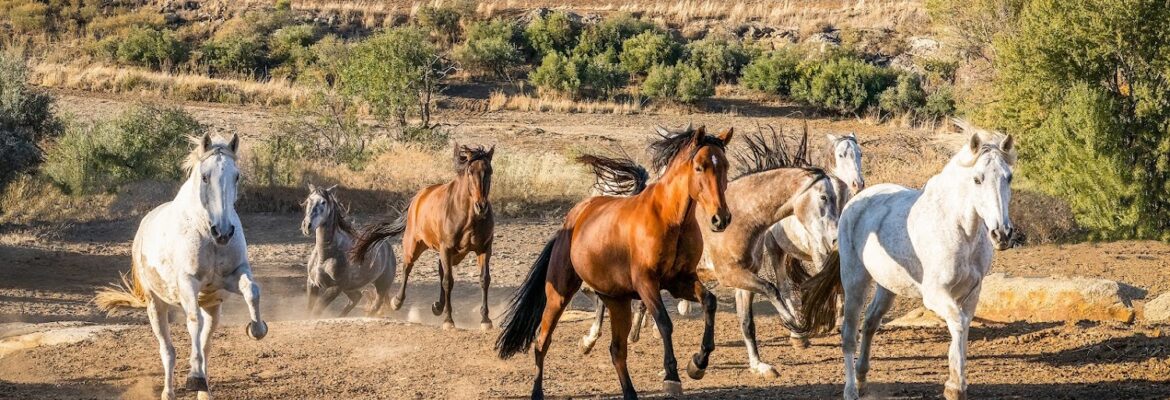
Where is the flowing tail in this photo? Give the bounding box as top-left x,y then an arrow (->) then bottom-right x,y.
94,263 -> 148,314
800,250 -> 842,335
351,208 -> 408,264
496,236 -> 557,359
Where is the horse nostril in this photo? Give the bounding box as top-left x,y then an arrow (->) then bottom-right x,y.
210,225 -> 219,237
711,215 -> 721,227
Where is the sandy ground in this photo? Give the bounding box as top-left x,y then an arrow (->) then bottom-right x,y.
2,214 -> 1170,399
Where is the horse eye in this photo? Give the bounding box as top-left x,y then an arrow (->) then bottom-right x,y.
974,176 -> 983,185
1007,174 -> 1013,183
201,174 -> 209,183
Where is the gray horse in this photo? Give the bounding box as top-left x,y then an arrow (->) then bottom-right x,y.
302,184 -> 397,317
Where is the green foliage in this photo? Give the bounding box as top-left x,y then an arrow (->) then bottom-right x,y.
7,1 -> 49,33
925,0 -> 1026,57
994,0 -> 1170,239
740,48 -> 803,95
417,5 -> 463,47
100,27 -> 188,69
275,0 -> 292,11
43,105 -> 201,194
530,53 -> 581,97
454,20 -> 523,78
524,11 -> 578,57
618,31 -> 678,75
200,36 -> 266,76
878,73 -> 926,115
922,57 -> 959,85
340,27 -> 447,128
683,38 -> 753,84
268,24 -> 321,81
572,13 -> 656,61
0,52 -> 61,197
252,90 -> 373,186
642,64 -> 712,103
579,55 -> 629,98
922,85 -> 956,118
791,56 -> 896,114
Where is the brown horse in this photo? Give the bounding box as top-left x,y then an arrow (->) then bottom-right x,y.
353,144 -> 495,330
496,126 -> 733,399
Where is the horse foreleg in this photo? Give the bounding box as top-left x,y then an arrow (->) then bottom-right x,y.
226,263 -> 267,340
178,278 -> 209,396
601,297 -> 636,400
856,285 -> 896,391
306,284 -> 320,316
927,282 -> 981,400
147,297 -> 176,400
196,304 -> 220,400
477,250 -> 493,330
316,286 -> 342,316
683,280 -> 716,381
637,283 -> 681,396
735,289 -> 776,377
340,290 -> 362,317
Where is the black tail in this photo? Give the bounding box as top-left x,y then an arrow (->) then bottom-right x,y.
496,236 -> 557,359
576,153 -> 649,196
351,209 -> 407,264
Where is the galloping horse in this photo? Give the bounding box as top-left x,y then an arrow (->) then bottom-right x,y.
96,134 -> 267,400
802,119 -> 1015,400
302,184 -> 397,317
353,144 -> 495,330
496,126 -> 733,399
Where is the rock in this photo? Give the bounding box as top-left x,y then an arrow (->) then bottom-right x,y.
887,307 -> 946,327
907,36 -> 942,57
975,274 -> 1136,323
1143,292 -> 1170,322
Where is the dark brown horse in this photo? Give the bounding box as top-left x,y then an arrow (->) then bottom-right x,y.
353,144 -> 495,330
496,126 -> 733,399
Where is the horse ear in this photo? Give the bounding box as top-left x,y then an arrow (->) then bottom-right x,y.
655,125 -> 671,136
326,184 -> 338,193
690,125 -> 705,147
1002,134 -> 1014,152
228,133 -> 239,152
716,127 -> 734,144
201,133 -> 212,152
487,145 -> 495,160
308,183 -> 317,192
847,132 -> 856,139
968,133 -> 982,153
825,133 -> 839,143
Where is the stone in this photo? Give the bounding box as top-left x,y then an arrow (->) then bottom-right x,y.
1143,292 -> 1170,322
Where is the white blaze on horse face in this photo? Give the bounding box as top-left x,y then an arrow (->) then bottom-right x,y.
831,134 -> 864,195
199,152 -> 239,244
302,192 -> 328,236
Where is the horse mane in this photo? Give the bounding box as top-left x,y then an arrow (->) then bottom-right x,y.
733,123 -> 811,179
577,153 -> 649,196
454,144 -> 494,173
182,135 -> 237,173
648,124 -> 727,172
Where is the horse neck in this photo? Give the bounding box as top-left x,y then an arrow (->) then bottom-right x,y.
734,169 -> 811,228
917,170 -> 981,237
449,172 -> 477,209
174,171 -> 210,222
643,160 -> 695,226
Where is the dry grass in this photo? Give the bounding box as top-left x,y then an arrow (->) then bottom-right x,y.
29,62 -> 313,107
488,91 -> 645,115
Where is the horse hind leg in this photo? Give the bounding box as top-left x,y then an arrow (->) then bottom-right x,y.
601,297 -> 637,400
839,254 -> 872,400
856,285 -> 896,393
579,289 -> 605,354
531,273 -> 581,399
629,300 -> 649,342
195,304 -> 221,400
340,290 -> 362,317
147,297 -> 176,400
369,263 -> 395,317
735,289 -> 777,377
392,240 -> 425,311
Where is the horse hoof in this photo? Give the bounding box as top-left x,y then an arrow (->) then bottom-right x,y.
431,302 -> 444,316
196,391 -> 211,400
580,337 -> 596,355
480,321 -> 493,330
662,380 -> 683,397
789,335 -> 810,350
752,363 -> 779,378
184,376 -> 208,392
441,321 -> 456,330
686,357 -> 706,380
160,390 -> 175,400
677,301 -> 692,316
246,321 -> 268,340
390,298 -> 404,311
944,385 -> 966,400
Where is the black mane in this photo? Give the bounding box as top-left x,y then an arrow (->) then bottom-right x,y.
733,122 -> 811,179
647,125 -> 727,172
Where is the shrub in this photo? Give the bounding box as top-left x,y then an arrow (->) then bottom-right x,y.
579,55 -> 628,98
524,11 -> 577,57
642,64 -> 711,104
200,36 -> 266,76
8,1 -> 49,33
878,73 -> 926,116
925,0 -> 1026,57
251,90 -> 373,186
921,85 -> 956,119
0,52 -> 61,198
994,0 -> 1170,239
340,27 -> 448,128
103,27 -> 188,69
454,20 -> 522,78
43,105 -> 201,194
740,48 -> 803,95
684,38 -> 753,84
572,13 -> 656,61
922,57 -> 959,85
86,9 -> 165,37
618,32 -> 678,75
792,56 -> 896,114
417,5 -> 462,47
269,24 -> 320,63
530,53 -> 581,97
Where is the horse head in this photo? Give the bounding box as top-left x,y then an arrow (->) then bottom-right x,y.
687,126 -> 734,232
793,170 -> 843,257
188,133 -> 240,246
827,133 -> 864,195
454,143 -> 494,216
302,184 -> 338,236
952,119 -> 1016,250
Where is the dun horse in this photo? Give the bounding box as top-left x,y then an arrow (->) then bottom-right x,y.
302,184 -> 397,317
353,144 -> 495,330
95,134 -> 267,400
802,119 -> 1015,400
496,126 -> 733,399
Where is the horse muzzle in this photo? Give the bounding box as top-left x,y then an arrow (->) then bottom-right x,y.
990,226 -> 1014,250
710,212 -> 731,232
473,201 -> 490,216
211,224 -> 236,245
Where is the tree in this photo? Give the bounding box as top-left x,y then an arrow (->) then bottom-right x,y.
340,27 -> 450,129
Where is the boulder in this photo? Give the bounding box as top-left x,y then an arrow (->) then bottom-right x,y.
1143,292 -> 1170,322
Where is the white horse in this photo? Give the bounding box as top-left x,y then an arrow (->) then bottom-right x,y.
801,119 -> 1015,400
97,134 -> 267,400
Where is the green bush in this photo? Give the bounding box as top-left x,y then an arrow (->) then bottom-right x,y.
417,5 -> 463,47
579,55 -> 628,98
102,27 -> 188,69
200,36 -> 266,76
268,24 -> 320,81
252,90 -> 373,186
740,48 -> 803,95
922,57 -> 959,85
683,38 -> 753,84
572,13 -> 656,61
922,85 -> 956,119
0,52 -> 61,197
925,0 -> 1025,57
8,1 -> 49,33
524,11 -> 578,57
618,32 -> 678,75
878,73 -> 926,116
43,105 -> 201,194
454,20 -> 522,78
340,27 -> 447,128
994,0 -> 1170,239
530,53 -> 581,97
792,56 -> 896,114
642,64 -> 712,103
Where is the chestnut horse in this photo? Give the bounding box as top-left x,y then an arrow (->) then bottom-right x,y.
353,144 -> 495,330
496,126 -> 733,399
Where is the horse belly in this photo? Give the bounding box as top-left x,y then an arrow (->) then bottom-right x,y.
859,238 -> 922,298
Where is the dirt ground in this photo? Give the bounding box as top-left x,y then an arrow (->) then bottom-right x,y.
2,93 -> 1170,399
